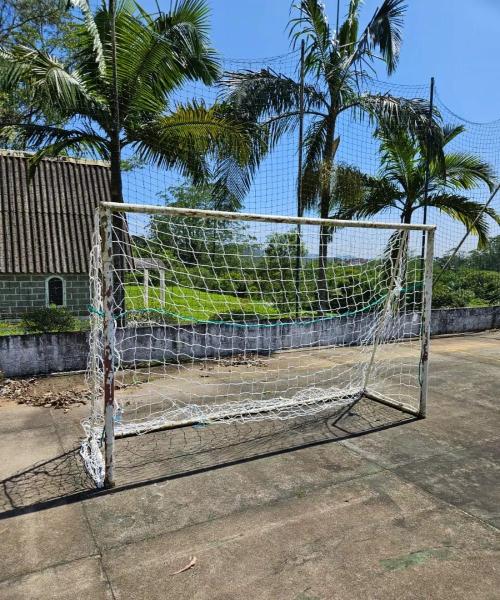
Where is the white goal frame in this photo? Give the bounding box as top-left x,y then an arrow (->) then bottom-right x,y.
90,202 -> 435,488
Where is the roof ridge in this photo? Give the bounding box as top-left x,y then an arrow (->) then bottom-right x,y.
0,149 -> 110,168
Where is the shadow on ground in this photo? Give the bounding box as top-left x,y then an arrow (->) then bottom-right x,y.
0,397 -> 413,519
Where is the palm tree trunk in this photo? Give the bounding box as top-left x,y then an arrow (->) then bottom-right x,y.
388,205 -> 413,291
109,138 -> 127,324
317,114 -> 337,313
109,0 -> 125,324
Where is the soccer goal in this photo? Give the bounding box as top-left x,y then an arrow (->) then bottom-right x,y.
81,202 -> 435,488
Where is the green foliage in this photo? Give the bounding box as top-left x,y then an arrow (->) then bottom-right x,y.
357,124 -> 498,248
222,0 -> 434,311
259,231 -> 308,312
466,235 -> 500,271
0,0 -> 76,149
0,1 -> 256,206
459,271 -> 500,305
149,184 -> 251,266
432,285 -> 480,309
433,265 -> 500,308
433,240 -> 500,308
21,305 -> 76,333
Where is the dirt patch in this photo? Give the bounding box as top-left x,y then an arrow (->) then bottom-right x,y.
0,373 -> 90,410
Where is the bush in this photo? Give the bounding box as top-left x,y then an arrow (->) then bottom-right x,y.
458,270 -> 500,305
432,285 -> 479,309
21,306 -> 77,333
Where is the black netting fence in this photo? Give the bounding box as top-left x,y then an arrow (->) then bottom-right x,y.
115,51 -> 500,311
3,41 -> 500,318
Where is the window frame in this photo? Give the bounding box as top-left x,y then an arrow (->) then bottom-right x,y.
45,275 -> 66,307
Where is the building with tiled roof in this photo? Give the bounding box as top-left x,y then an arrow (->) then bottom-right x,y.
0,151 -> 110,318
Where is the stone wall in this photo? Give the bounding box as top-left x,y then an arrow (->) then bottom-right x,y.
0,274 -> 89,318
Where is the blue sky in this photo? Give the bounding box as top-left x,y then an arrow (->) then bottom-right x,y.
212,0 -> 500,122
131,0 -> 500,256
142,0 -> 500,123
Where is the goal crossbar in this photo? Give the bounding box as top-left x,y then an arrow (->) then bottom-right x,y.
99,201 -> 437,232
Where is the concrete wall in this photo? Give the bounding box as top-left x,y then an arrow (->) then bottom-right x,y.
0,274 -> 89,318
0,330 -> 90,377
0,306 -> 499,378
431,305 -> 500,335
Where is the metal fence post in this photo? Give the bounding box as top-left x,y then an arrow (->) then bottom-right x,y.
101,207 -> 116,487
419,228 -> 435,418
294,39 -> 306,318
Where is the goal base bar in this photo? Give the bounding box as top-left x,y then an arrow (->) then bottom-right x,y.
108,391 -> 364,440
363,390 -> 422,418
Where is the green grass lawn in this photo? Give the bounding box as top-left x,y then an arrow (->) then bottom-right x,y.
125,284 -> 280,322
0,319 -> 90,336
0,322 -> 24,336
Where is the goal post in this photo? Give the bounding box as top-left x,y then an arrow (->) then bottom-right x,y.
81,202 -> 435,488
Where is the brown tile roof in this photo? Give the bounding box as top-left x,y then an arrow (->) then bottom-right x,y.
0,151 -> 111,274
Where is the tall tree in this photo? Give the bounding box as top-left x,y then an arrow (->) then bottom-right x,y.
222,0 -> 437,311
0,0 -> 258,319
0,0 -> 75,148
0,0 -> 257,205
352,124 -> 498,247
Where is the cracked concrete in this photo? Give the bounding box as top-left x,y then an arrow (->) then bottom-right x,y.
0,332 -> 499,599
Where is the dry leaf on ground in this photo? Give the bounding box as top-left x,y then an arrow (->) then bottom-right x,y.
170,556 -> 197,576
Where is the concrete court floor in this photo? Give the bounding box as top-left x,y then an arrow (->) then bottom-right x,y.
0,331 -> 499,599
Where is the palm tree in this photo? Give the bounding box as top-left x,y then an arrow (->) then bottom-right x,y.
0,0 -> 256,206
0,0 -> 259,318
352,123 -> 498,248
222,0 -> 436,311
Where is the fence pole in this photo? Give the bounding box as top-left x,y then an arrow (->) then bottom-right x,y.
295,40 -> 306,318
421,77 -> 435,260
101,207 -> 116,488
419,228 -> 435,418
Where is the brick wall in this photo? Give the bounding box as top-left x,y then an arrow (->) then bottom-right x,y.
0,274 -> 90,318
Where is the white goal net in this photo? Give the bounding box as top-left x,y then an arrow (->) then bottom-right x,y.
81,203 -> 435,487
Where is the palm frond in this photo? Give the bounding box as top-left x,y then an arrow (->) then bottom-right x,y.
440,152 -> 496,192
222,69 -> 326,121
338,0 -> 362,55
68,0 -> 105,75
346,176 -> 402,219
375,123 -> 421,194
441,124 -> 465,146
300,117 -> 330,210
356,93 -> 446,166
331,163 -> 373,217
288,0 -> 332,78
424,193 -> 500,249
4,122 -> 109,173
0,45 -> 102,118
127,101 -> 258,185
115,9 -> 186,114
209,102 -> 269,210
361,0 -> 406,75
354,93 -> 431,130
151,0 -> 220,84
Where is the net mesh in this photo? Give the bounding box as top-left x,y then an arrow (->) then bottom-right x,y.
81,207 -> 432,486
4,49 -> 494,312
119,53 -> 500,285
